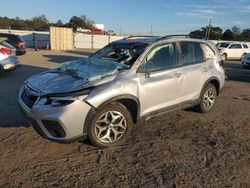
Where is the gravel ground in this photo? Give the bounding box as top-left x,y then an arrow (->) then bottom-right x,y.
0,50 -> 249,187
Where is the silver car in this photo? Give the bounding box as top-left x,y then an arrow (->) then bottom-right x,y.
18,35 -> 225,148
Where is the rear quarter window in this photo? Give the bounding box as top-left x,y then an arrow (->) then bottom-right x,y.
180,42 -> 204,65
202,43 -> 216,60
243,44 -> 249,49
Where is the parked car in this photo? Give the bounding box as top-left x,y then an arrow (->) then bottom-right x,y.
18,35 -> 225,148
0,39 -> 20,76
242,53 -> 250,69
0,33 -> 26,55
216,42 -> 250,61
0,39 -> 16,54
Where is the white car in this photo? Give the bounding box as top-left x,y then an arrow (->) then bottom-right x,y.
242,53 -> 250,69
217,42 -> 250,61
0,39 -> 20,76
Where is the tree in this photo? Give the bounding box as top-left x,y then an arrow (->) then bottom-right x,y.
240,29 -> 250,41
189,30 -> 205,38
69,15 -> 94,31
232,26 -> 241,39
31,15 -> 49,31
221,29 -> 234,40
189,26 -> 223,40
55,20 -> 63,27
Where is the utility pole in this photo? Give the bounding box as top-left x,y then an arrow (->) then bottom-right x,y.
150,25 -> 153,35
205,18 -> 212,40
207,18 -> 212,40
119,26 -> 122,36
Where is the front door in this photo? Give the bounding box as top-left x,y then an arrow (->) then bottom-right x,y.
137,42 -> 183,116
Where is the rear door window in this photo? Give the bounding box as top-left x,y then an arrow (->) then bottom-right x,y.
229,44 -> 242,49
180,42 -> 204,65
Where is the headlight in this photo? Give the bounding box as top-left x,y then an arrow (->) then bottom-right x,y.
49,96 -> 76,106
37,95 -> 88,107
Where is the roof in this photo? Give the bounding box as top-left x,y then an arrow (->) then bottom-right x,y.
113,35 -> 204,45
113,36 -> 161,45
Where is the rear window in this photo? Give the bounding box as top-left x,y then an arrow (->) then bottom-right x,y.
216,43 -> 230,48
180,42 -> 204,65
243,44 -> 248,49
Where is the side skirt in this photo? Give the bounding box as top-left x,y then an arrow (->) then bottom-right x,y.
142,99 -> 200,121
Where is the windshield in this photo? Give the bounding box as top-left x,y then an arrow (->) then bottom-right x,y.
216,42 -> 230,48
57,57 -> 128,81
90,43 -> 146,67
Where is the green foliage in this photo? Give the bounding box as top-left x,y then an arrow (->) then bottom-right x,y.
190,25 -> 250,41
222,29 -> 234,40
69,15 -> 95,31
0,15 -> 95,31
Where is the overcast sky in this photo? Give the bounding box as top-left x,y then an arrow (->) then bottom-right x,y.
0,0 -> 250,35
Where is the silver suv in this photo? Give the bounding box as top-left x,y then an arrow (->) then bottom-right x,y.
18,35 -> 225,148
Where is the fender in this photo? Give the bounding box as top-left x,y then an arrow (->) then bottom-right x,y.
83,94 -> 140,134
200,77 -> 220,98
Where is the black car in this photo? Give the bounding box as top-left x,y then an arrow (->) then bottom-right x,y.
0,33 -> 26,55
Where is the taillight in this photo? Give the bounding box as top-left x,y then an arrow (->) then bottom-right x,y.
0,48 -> 11,55
18,42 -> 25,46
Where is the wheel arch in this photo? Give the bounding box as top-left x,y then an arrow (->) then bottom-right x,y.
83,94 -> 140,134
201,77 -> 220,97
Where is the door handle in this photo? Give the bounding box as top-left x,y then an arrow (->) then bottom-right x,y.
174,72 -> 183,78
145,72 -> 151,79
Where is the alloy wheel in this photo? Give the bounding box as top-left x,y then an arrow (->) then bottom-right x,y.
94,111 -> 127,143
203,88 -> 215,109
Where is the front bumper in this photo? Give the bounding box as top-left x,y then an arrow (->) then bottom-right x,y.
18,86 -> 92,143
242,61 -> 250,67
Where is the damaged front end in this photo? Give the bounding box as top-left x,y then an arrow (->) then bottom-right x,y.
18,57 -> 128,142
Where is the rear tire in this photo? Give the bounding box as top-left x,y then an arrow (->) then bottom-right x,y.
243,65 -> 250,69
198,83 -> 217,113
0,65 -> 4,77
87,102 -> 133,148
241,54 -> 246,61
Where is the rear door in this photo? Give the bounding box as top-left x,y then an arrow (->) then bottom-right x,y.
178,41 -> 205,102
227,43 -> 243,59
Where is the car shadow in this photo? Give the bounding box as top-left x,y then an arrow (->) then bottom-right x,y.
65,50 -> 94,57
0,64 -> 48,128
224,61 -> 250,83
43,50 -> 95,64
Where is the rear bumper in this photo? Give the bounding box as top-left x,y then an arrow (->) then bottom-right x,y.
1,56 -> 20,71
242,61 -> 250,67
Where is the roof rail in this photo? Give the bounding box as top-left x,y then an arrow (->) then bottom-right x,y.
125,35 -> 159,39
158,34 -> 203,41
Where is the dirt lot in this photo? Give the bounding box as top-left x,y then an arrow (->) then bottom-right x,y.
0,50 -> 249,187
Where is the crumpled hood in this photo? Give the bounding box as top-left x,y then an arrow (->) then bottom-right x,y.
26,70 -> 91,95
26,58 -> 126,95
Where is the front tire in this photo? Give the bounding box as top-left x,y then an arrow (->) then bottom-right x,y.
198,83 -> 217,113
87,102 -> 133,148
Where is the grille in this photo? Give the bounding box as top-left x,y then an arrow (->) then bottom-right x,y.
21,87 -> 39,108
